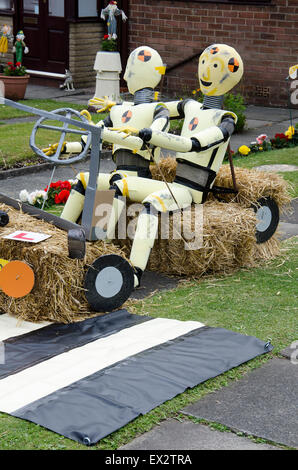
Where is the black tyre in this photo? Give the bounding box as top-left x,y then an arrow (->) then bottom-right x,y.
84,254 -> 134,312
251,197 -> 279,244
0,210 -> 9,227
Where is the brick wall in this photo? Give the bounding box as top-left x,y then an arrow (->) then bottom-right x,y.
128,0 -> 298,107
69,22 -> 105,88
0,15 -> 14,66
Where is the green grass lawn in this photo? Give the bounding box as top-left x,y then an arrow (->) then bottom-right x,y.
0,114 -> 108,169
0,237 -> 296,450
0,99 -> 93,120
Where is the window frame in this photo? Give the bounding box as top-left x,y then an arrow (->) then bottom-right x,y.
0,0 -> 14,15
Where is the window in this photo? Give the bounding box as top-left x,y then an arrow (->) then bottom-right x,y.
49,0 -> 65,17
78,0 -> 98,18
0,0 -> 13,10
23,0 -> 39,14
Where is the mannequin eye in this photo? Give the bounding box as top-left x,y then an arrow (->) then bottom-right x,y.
202,60 -> 205,64
213,64 -> 218,68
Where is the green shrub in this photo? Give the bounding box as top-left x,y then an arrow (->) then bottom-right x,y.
223,93 -> 246,133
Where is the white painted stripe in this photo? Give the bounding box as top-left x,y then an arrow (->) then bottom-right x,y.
0,314 -> 50,343
0,318 -> 204,413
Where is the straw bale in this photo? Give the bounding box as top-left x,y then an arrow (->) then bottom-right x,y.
150,158 -> 292,211
0,203 -> 126,323
117,200 -> 280,278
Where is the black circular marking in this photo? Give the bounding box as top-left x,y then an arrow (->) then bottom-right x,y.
251,197 -> 279,244
84,254 -> 134,312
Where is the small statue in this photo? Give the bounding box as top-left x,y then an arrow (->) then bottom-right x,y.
59,69 -> 75,91
0,24 -> 13,58
100,1 -> 127,40
12,31 -> 29,64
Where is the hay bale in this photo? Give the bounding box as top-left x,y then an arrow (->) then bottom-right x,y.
150,158 -> 292,211
210,165 -> 292,211
117,200 -> 280,278
0,203 -> 126,323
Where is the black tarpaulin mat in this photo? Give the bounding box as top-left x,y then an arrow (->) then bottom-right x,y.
0,309 -> 149,380
0,312 -> 273,446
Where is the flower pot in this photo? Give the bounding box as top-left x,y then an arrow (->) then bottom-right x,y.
0,74 -> 30,100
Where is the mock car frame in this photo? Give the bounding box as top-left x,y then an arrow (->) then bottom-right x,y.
0,98 -> 281,314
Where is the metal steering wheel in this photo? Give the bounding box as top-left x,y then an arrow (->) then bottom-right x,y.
30,108 -> 92,165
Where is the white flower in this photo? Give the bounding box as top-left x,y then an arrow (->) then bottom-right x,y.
19,189 -> 29,203
36,190 -> 47,200
28,192 -> 37,205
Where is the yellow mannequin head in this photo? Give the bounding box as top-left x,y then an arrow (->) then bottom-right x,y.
124,46 -> 166,95
198,44 -> 243,97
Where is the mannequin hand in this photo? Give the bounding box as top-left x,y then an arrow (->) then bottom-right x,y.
108,126 -> 139,139
89,96 -> 116,113
42,142 -> 67,157
80,110 -> 94,123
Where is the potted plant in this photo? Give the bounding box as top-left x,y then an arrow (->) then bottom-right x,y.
101,35 -> 118,52
0,61 -> 30,100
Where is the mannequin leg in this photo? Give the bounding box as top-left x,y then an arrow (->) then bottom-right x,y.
61,172 -> 111,222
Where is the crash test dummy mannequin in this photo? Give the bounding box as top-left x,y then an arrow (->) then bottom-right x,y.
99,44 -> 244,299
55,46 -> 169,225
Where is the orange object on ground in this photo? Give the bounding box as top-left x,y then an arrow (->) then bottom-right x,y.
0,261 -> 35,298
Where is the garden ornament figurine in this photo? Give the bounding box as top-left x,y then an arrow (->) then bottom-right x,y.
13,31 -> 29,64
0,24 -> 13,58
100,1 -> 127,40
93,44 -> 244,306
55,46 -> 168,227
59,69 -> 75,91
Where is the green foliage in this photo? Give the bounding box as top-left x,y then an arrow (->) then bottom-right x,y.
101,38 -> 117,52
3,62 -> 27,77
223,93 -> 246,133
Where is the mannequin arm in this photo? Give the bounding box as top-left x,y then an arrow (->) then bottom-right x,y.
139,115 -> 236,153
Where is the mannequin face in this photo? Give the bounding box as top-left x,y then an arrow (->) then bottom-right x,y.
124,46 -> 165,94
198,44 -> 243,96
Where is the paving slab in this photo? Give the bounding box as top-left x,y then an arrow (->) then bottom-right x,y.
280,198 -> 298,224
130,271 -> 179,300
278,223 -> 298,240
121,418 -> 278,450
182,358 -> 298,449
0,157 -> 116,199
24,84 -> 91,101
253,164 -> 298,173
280,343 -> 298,361
244,105 -> 298,122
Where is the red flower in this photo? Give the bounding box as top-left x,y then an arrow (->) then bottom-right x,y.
7,62 -> 13,66
274,133 -> 288,140
15,62 -> 21,67
60,181 -> 72,191
50,180 -> 63,189
103,34 -> 109,39
55,190 -> 70,204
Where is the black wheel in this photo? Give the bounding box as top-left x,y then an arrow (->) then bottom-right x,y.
0,210 -> 9,227
84,254 -> 135,312
251,197 -> 279,244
